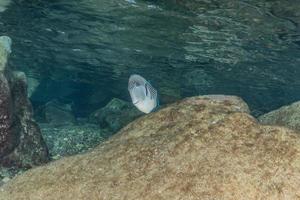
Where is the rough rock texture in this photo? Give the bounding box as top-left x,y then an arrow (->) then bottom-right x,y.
0,36 -> 49,168
40,123 -> 109,160
1,95 -> 300,199
259,101 -> 300,132
89,98 -> 143,132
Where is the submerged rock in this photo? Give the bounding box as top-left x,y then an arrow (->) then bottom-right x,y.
1,95 -> 300,199
89,98 -> 142,132
0,36 -> 49,168
259,101 -> 300,131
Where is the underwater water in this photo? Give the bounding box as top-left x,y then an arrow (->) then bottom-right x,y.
0,0 -> 300,117
1,0 -> 300,192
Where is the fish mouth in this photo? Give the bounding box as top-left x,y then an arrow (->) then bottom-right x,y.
132,100 -> 140,105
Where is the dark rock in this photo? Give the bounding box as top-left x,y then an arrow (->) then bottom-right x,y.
0,72 -> 15,161
89,98 -> 143,132
0,36 -> 49,168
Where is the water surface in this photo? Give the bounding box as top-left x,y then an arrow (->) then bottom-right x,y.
1,0 -> 300,116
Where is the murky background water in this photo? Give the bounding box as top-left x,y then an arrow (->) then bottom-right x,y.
1,0 -> 300,118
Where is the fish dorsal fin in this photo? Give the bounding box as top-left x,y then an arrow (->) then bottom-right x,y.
128,74 -> 147,89
145,82 -> 157,100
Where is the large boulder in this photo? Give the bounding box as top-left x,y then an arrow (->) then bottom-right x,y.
1,95 -> 300,199
259,101 -> 300,131
0,36 -> 49,168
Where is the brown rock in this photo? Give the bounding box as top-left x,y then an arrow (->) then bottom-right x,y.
1,95 -> 300,199
4,71 -> 49,167
0,36 -> 49,168
259,101 -> 300,132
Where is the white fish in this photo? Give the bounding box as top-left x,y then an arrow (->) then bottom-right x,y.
128,74 -> 158,114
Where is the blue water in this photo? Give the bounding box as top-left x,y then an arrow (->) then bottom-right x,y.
1,0 -> 300,117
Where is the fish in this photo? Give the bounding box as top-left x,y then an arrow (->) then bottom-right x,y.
128,74 -> 158,114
